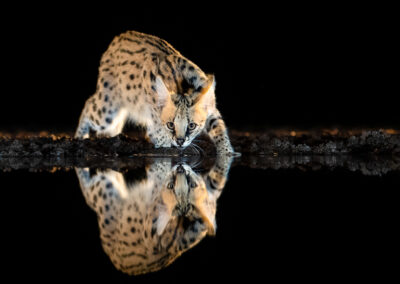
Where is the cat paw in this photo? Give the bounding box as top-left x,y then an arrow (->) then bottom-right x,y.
154,141 -> 171,148
220,151 -> 241,157
216,145 -> 241,157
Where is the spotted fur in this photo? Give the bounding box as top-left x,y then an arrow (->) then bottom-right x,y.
75,31 -> 237,154
75,156 -> 233,275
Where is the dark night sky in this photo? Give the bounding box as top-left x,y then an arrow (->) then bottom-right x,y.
0,11 -> 398,131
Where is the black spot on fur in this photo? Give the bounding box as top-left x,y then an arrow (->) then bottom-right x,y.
195,86 -> 203,93
120,49 -> 133,55
180,79 -> 192,94
207,176 -> 217,190
150,71 -> 156,82
122,37 -> 141,44
144,39 -> 171,54
126,84 -> 131,90
189,76 -> 197,85
130,227 -> 136,233
151,227 -> 156,238
104,95 -> 109,102
129,74 -> 135,80
134,47 -> 146,53
158,69 -> 165,80
106,117 -> 112,124
104,81 -> 109,88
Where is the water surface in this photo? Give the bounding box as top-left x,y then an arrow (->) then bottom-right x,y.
0,155 -> 398,281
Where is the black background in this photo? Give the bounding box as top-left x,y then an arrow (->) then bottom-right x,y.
0,9 -> 398,132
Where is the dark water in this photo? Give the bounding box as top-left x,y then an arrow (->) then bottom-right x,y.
1,155 -> 399,282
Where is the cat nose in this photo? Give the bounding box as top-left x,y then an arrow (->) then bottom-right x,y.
176,138 -> 185,146
177,165 -> 185,174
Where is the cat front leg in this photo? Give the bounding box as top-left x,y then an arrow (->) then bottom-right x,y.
205,113 -> 240,156
206,154 -> 234,192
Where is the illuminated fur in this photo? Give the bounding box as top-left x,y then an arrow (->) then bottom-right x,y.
75,156 -> 233,275
75,31 -> 237,154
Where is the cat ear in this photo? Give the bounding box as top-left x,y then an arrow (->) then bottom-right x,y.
156,204 -> 172,236
196,202 -> 216,236
195,74 -> 216,110
157,189 -> 177,235
155,76 -> 170,108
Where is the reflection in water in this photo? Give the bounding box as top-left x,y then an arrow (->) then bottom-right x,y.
75,156 -> 233,275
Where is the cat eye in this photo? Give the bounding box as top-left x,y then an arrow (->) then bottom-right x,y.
188,122 -> 197,131
167,182 -> 174,189
166,122 -> 174,130
190,182 -> 197,188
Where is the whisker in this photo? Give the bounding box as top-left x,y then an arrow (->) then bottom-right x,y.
192,157 -> 203,169
192,144 -> 200,156
191,142 -> 205,156
188,144 -> 199,156
192,141 -> 203,151
187,152 -> 203,169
